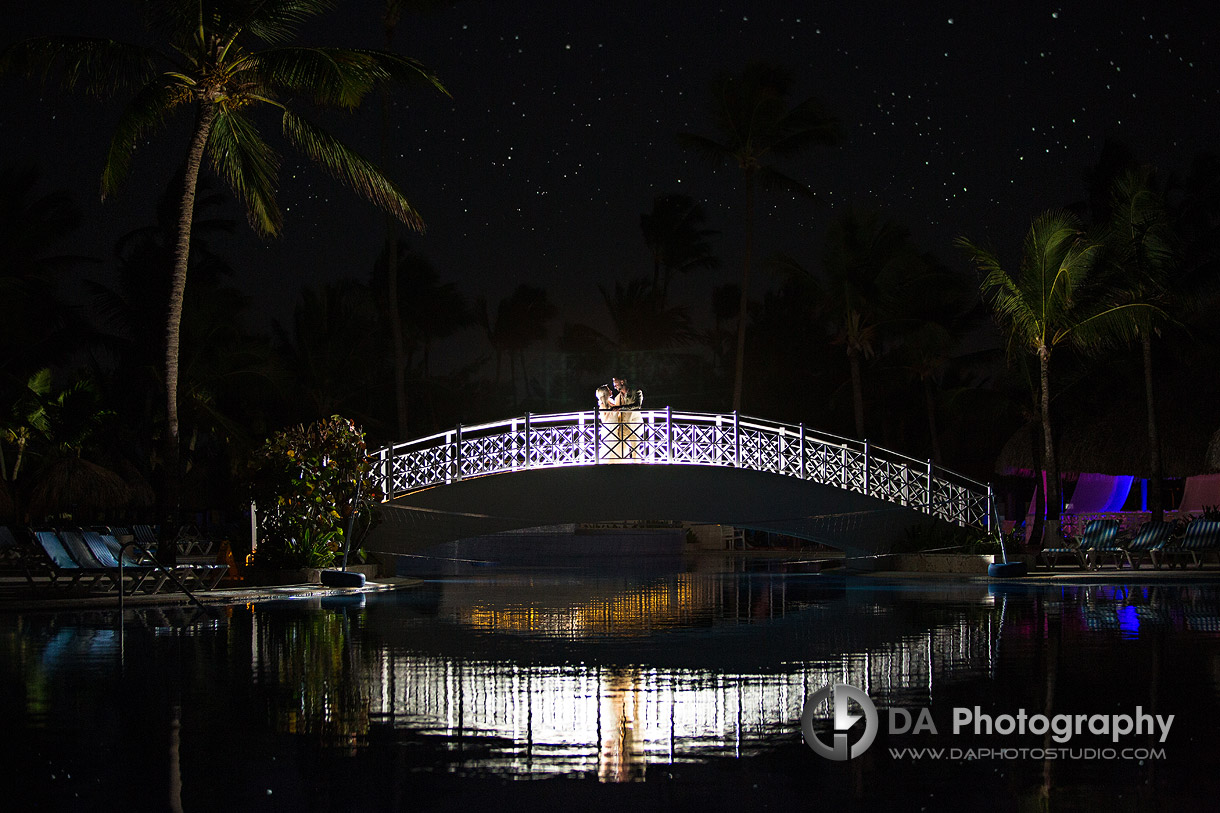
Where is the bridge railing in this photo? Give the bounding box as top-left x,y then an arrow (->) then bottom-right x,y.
374,409 -> 993,529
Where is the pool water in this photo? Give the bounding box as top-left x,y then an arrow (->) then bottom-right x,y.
4,551 -> 1220,811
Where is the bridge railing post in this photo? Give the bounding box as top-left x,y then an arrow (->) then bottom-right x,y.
987,484 -> 996,534
379,446 -> 389,500
454,424 -> 463,482
799,423 -> 806,481
733,411 -> 741,468
666,406 -> 672,464
593,410 -> 601,465
926,459 -> 934,515
524,412 -> 532,469
863,439 -> 870,496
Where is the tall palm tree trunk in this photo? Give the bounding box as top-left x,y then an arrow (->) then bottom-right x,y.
163,102 -> 218,556
732,172 -> 754,412
923,378 -> 942,464
1038,347 -> 1061,544
849,350 -> 865,438
1143,332 -> 1163,521
384,232 -> 409,436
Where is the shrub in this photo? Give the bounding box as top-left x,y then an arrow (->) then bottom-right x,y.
246,415 -> 382,569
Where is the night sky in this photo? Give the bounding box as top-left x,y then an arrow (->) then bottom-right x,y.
3,1 -> 1217,342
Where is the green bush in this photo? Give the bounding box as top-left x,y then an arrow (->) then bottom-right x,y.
246,415 -> 381,570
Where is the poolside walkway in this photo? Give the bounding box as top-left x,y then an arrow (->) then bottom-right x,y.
0,576 -> 423,612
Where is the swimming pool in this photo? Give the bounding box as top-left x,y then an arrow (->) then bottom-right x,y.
4,554 -> 1220,810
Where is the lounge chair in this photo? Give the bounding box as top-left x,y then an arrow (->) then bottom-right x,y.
1038,532 -> 1087,569
1119,521 -> 1176,569
57,529 -> 169,594
79,530 -> 170,594
99,528 -> 228,591
1039,519 -> 1119,569
0,525 -> 23,561
27,529 -> 108,590
1158,519 -> 1220,568
1081,519 -> 1124,569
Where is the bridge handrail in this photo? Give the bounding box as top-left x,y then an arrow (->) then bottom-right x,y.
373,409 -> 993,529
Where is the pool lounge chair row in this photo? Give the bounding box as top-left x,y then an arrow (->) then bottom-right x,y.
8,526 -> 228,594
1039,518 -> 1220,570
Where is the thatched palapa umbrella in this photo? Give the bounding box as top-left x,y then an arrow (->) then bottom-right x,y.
26,456 -> 131,519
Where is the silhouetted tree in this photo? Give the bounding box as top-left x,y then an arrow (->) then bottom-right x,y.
680,62 -> 838,411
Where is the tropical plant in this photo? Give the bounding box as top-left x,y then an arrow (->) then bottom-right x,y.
639,194 -> 719,303
247,414 -> 381,570
272,280 -> 383,425
374,240 -> 473,429
2,0 -> 447,533
958,210 -> 1148,544
380,0 -> 461,439
598,278 -> 697,351
477,284 -> 558,406
1098,167 -> 1178,520
773,207 -> 930,439
679,61 -> 838,411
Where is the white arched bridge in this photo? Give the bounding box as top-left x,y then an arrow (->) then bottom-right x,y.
366,408 -> 996,560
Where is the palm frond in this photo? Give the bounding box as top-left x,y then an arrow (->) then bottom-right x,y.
0,37 -> 161,97
755,165 -> 813,198
101,76 -> 189,199
252,47 -> 377,108
351,49 -> 449,97
252,47 -> 446,108
281,109 -> 425,232
240,0 -> 336,45
769,97 -> 840,155
676,132 -> 734,168
207,108 -> 283,237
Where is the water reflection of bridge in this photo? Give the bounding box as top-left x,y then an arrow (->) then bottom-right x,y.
338,578 -> 1000,780
359,621 -> 995,780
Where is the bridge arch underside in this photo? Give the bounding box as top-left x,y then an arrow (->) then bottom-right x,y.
367,464 -> 944,561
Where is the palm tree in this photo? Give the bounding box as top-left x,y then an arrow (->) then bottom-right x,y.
958,210 -> 1146,543
1098,168 -> 1178,520
2,0 -> 446,532
639,194 -> 719,304
679,62 -> 838,411
273,280 -> 382,425
478,285 -> 558,407
774,207 -> 927,439
375,240 -> 472,430
598,279 -> 697,351
381,0 -> 459,438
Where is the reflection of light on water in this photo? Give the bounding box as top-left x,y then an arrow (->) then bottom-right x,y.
463,575 -> 701,637
368,619 -> 993,780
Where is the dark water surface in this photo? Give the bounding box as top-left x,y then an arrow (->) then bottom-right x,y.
4,547 -> 1220,811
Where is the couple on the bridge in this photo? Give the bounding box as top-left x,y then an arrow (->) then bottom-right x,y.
596,376 -> 643,460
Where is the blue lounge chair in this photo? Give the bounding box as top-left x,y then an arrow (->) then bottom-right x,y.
1119,522 -> 1176,569
1158,519 -> 1220,568
78,530 -> 170,594
27,530 -> 107,590
1081,519 -> 1124,569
